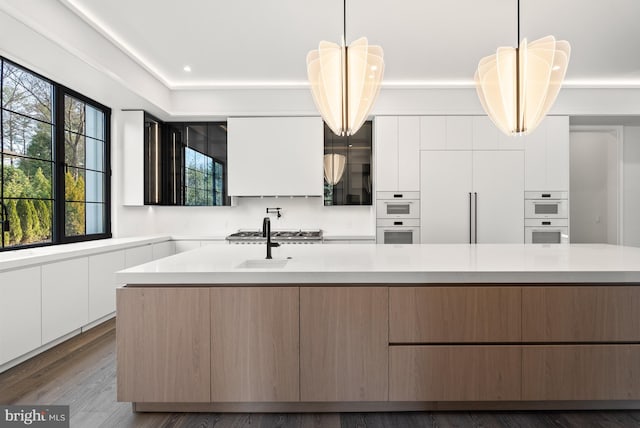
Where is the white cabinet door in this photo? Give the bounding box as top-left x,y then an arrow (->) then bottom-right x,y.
152,241 -> 175,259
124,245 -> 153,268
228,117 -> 324,196
420,151 -> 473,243
42,258 -> 89,344
473,151 -> 524,243
446,117 -> 473,150
121,110 -> 145,206
472,116 -> 499,150
419,116 -> 446,150
524,116 -> 569,191
398,117 -> 421,191
0,267 -> 41,365
375,116 -> 399,191
545,116 -> 570,191
174,240 -> 202,253
524,121 -> 548,191
88,251 -> 125,321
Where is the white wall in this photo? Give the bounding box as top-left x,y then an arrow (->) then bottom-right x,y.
117,198 -> 374,237
624,127 -> 640,247
570,130 -> 619,244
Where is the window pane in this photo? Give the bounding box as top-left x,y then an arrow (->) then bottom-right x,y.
2,62 -> 53,123
85,171 -> 104,203
2,112 -> 53,160
64,95 -> 85,135
65,202 -> 85,236
2,198 -> 53,248
2,156 -> 53,199
86,137 -> 104,172
86,203 -> 104,234
65,168 -> 86,202
65,131 -> 85,168
85,105 -> 104,141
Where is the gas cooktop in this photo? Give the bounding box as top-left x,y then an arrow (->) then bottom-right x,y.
226,229 -> 323,244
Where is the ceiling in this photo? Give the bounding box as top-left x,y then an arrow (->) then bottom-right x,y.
59,0 -> 640,90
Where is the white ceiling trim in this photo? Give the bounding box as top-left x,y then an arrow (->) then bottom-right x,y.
56,0 -> 640,91
59,0 -> 172,87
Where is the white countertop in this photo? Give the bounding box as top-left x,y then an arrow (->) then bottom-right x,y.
0,236 -> 171,272
116,243 -> 640,285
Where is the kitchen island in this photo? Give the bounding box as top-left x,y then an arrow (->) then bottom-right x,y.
116,244 -> 640,412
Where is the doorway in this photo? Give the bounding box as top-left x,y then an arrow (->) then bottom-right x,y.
569,127 -> 622,244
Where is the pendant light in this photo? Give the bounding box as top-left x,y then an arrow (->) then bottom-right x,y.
323,153 -> 347,185
475,0 -> 570,136
307,0 -> 384,137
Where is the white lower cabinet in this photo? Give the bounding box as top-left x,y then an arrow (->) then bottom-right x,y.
88,251 -> 126,321
125,244 -> 153,267
152,241 -> 175,259
174,240 -> 202,253
42,258 -> 89,344
420,150 -> 524,244
0,267 -> 42,365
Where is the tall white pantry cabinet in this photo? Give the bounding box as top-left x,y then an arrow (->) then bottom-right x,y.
375,115 -> 569,244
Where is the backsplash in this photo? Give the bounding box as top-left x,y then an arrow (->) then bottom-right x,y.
115,197 -> 375,237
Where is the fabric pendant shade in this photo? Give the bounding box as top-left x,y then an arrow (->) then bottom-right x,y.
475,1 -> 570,136
307,0 -> 384,137
323,153 -> 346,185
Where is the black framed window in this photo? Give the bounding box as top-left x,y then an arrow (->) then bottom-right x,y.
1,57 -> 111,251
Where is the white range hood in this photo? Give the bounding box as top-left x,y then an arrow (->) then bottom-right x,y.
227,117 -> 324,197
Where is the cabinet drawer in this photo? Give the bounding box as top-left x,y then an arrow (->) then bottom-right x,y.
523,345 -> 640,400
389,346 -> 521,401
522,286 -> 640,342
389,287 -> 521,343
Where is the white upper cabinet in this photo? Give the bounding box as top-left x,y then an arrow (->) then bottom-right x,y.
420,116 -> 472,150
446,116 -> 473,150
419,116 -> 446,150
375,117 -> 399,192
228,117 -> 324,196
121,110 -> 145,206
375,116 -> 420,192
524,116 -> 570,191
472,116 -> 525,151
398,117 -> 421,191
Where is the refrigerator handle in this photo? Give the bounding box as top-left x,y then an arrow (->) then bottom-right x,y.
474,192 -> 478,244
469,192 -> 472,244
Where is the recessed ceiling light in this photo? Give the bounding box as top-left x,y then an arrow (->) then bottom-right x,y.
183,65 -> 192,72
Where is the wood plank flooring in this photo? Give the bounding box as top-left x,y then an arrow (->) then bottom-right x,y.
1,319 -> 640,427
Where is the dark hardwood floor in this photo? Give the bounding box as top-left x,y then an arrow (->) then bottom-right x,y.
1,320 -> 640,427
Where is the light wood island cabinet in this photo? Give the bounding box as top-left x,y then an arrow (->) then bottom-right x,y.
117,283 -> 640,411
300,287 -> 388,401
210,287 -> 299,402
116,288 -> 211,403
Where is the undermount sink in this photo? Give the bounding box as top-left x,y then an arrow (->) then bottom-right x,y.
236,259 -> 289,269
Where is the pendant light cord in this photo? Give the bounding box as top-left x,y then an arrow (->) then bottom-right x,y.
515,0 -> 521,132
517,0 -> 520,45
342,0 -> 349,135
343,0 -> 347,43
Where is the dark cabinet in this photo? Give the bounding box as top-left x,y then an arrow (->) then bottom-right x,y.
323,121 -> 372,206
144,114 -> 229,206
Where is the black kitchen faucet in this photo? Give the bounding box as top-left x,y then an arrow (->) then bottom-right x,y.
262,217 -> 280,259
